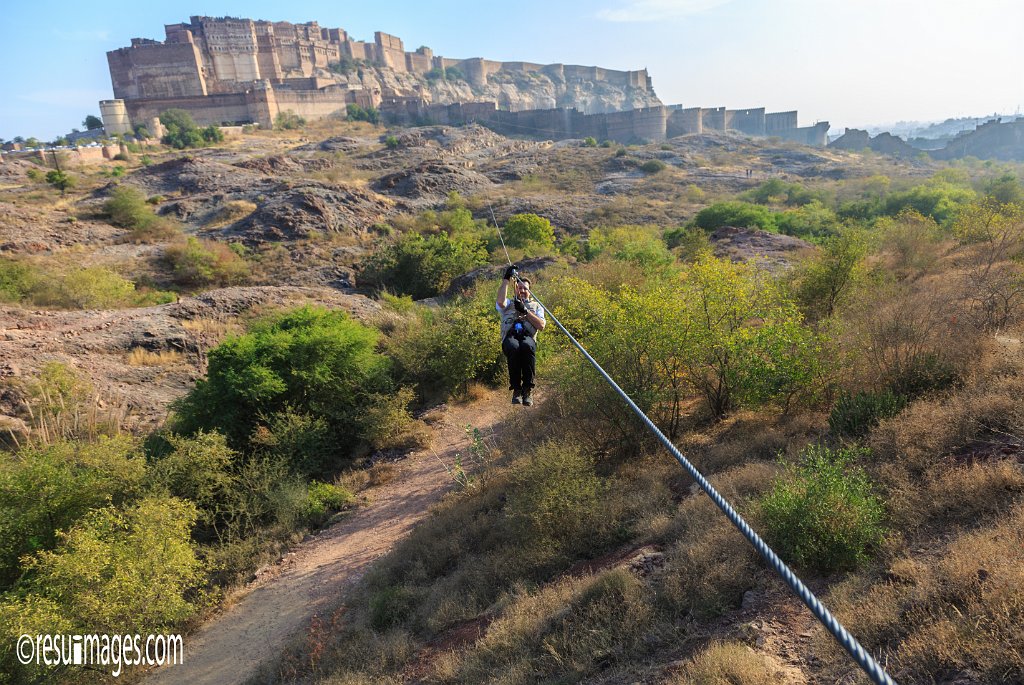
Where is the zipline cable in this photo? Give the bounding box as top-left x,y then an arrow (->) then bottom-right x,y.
487,208 -> 897,685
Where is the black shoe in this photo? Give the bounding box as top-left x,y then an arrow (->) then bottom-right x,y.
512,391 -> 522,405
522,392 -> 533,407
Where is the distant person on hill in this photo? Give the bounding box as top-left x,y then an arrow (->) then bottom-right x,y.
496,265 -> 546,406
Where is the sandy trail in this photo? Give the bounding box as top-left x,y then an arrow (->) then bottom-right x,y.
145,390 -> 507,685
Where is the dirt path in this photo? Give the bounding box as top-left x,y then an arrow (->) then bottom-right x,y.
145,389 -> 508,685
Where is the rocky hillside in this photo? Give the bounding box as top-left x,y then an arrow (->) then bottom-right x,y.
334,64 -> 661,114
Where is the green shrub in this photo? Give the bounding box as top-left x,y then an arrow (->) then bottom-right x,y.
0,257 -> 40,302
274,110 -> 306,130
346,104 -> 380,125
792,229 -> 869,320
664,225 -> 712,261
692,201 -> 778,232
104,185 -> 179,242
163,236 -> 250,288
586,225 -> 674,271
369,585 -> 416,631
249,409 -> 334,477
0,437 -> 146,587
148,431 -> 237,540
887,352 -> 959,397
18,496 -> 205,632
361,387 -> 415,449
159,109 -> 222,149
761,445 -> 885,574
305,481 -> 352,517
640,159 -> 667,174
384,135 -> 399,149
361,231 -> 487,299
172,306 -> 391,475
775,200 -> 842,240
382,295 -> 503,397
829,390 -> 907,439
44,169 -> 74,195
583,136 -> 598,147
46,266 -> 137,309
742,178 -> 823,206
503,213 -> 555,250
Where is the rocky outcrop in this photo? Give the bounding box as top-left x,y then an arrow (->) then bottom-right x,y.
710,226 -> 813,270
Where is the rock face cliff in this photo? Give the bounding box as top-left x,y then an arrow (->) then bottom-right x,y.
336,66 -> 662,115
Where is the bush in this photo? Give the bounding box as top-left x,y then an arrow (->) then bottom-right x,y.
173,306 -> 392,475
585,225 -> 674,271
346,104 -> 380,125
104,185 -> 179,242
582,136 -> 598,147
361,387 -> 415,449
509,443 -> 604,544
503,213 -> 555,250
0,437 -> 145,588
160,109 -> 204,149
361,231 -> 487,299
382,294 -> 503,397
640,159 -> 666,174
44,169 -> 74,195
692,201 -> 777,232
48,266 -> 137,309
829,390 -> 908,439
761,445 -> 885,574
274,110 -> 306,130
775,200 -> 842,240
163,236 -> 250,288
792,229 -> 868,320
305,481 -> 352,517
18,496 -> 205,632
384,134 -> 399,149
148,431 -> 237,539
742,178 -> 823,207
0,257 -> 40,302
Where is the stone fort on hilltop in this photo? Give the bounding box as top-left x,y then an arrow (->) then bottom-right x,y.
100,16 -> 827,145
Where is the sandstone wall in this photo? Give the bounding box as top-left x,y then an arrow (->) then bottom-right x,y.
108,41 -> 207,100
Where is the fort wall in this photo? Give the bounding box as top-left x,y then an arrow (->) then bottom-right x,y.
382,101 -> 825,146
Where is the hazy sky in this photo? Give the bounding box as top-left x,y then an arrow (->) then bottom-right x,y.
1,0 -> 1021,140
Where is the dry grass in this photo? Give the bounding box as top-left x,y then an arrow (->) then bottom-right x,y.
126,347 -> 184,366
202,200 -> 257,229
820,503 -> 1024,683
673,641 -> 782,685
179,316 -> 245,341
659,462 -> 776,618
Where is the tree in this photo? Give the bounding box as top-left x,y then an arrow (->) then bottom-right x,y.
793,229 -> 869,320
503,213 -> 555,249
44,169 -> 74,196
82,114 -> 103,130
159,108 -> 213,149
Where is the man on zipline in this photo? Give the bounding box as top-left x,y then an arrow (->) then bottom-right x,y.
496,265 -> 546,406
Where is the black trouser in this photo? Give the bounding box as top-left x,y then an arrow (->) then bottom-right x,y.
502,333 -> 536,393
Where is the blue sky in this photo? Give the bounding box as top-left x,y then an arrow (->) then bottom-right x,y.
1,0 -> 1022,140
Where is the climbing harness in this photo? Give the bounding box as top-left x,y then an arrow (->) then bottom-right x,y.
487,206 -> 897,685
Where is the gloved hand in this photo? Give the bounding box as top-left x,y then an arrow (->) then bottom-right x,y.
514,298 -> 527,314
503,264 -> 518,280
